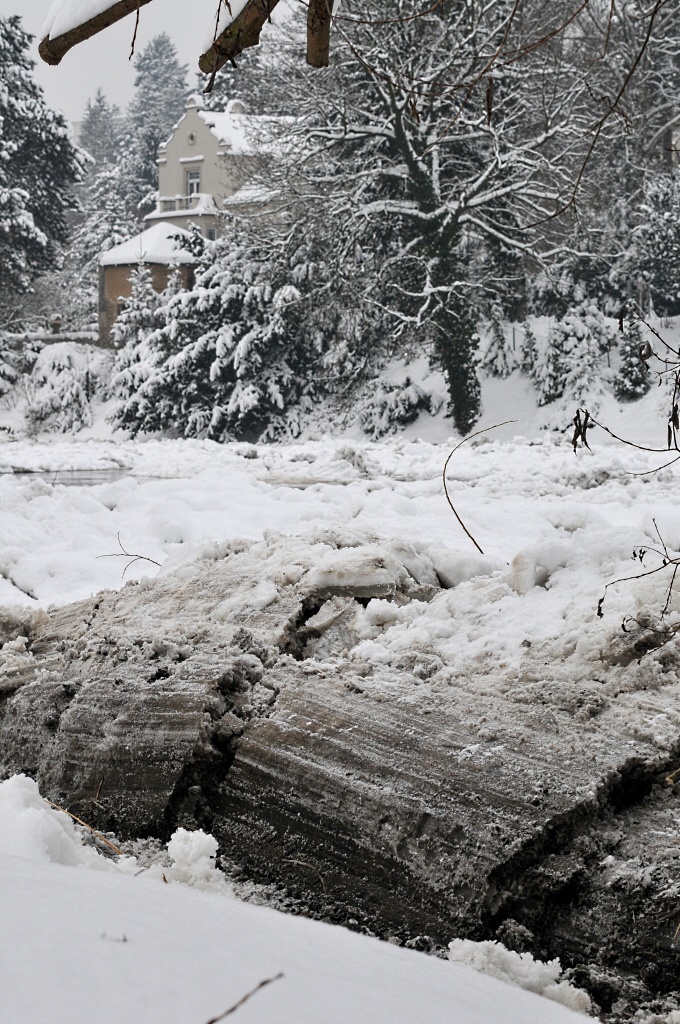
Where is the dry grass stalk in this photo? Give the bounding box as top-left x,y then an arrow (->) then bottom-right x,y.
204,972 -> 284,1024
45,799 -> 123,856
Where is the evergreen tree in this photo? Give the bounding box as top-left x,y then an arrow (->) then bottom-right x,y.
614,319 -> 651,400
482,307 -> 512,378
537,307 -> 609,409
120,34 -> 189,218
562,314 -> 607,408
0,336 -> 42,396
24,344 -> 106,434
520,320 -> 539,378
0,16 -> 84,300
79,89 -> 121,169
632,174 -> 680,316
537,317 -> 576,406
109,263 -> 174,430
72,165 -> 138,273
111,223 -> 319,441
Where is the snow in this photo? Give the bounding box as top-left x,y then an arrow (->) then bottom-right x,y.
0,435 -> 676,677
99,222 -> 195,267
2,340 -> 680,1022
448,939 -> 592,1014
200,108 -> 293,155
43,0 -> 121,39
0,773 -> 588,1024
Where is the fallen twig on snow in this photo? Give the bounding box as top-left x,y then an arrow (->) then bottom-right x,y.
442,420 -> 517,555
204,972 -> 284,1023
97,532 -> 161,579
45,800 -> 123,856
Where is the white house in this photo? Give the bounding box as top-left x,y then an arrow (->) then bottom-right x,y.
144,94 -> 281,237
98,95 -> 283,342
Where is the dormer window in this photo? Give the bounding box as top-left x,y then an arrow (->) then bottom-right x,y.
187,170 -> 201,196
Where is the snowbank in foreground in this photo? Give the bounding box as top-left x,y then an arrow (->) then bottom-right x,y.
449,939 -> 591,1014
0,772 -> 589,1024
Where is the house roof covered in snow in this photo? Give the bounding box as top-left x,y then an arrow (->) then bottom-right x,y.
197,105 -> 293,156
99,222 -> 196,268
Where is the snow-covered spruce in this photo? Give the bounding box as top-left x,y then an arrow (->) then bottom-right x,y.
24,343 -> 112,434
110,224 -> 319,442
482,307 -> 515,379
536,304 -> 614,417
0,16 -> 84,305
614,319 -> 651,401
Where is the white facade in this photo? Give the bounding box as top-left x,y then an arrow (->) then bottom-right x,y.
144,95 -> 277,238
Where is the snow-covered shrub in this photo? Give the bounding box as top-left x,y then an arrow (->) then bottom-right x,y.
481,307 -> 514,378
24,343 -> 112,434
358,378 -> 441,439
614,319 -> 651,400
536,304 -> 614,411
0,335 -> 42,396
111,221 -> 322,442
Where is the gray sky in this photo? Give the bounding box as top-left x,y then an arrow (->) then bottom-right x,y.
0,1 -> 219,122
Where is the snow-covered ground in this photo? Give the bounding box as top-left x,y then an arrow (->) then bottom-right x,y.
0,773 -> 590,1024
2,424 -> 679,1023
1,431 -> 678,634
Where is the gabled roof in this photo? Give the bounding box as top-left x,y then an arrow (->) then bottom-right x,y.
198,107 -> 292,156
99,222 -> 196,267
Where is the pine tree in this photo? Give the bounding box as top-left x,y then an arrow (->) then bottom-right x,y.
0,336 -> 42,396
634,174 -> 680,316
614,319 -> 650,400
72,164 -> 138,272
111,223 -> 320,441
482,307 -> 512,378
109,263 -> 170,431
562,313 -> 607,408
537,307 -> 609,410
79,89 -> 121,169
0,16 -> 84,301
537,318 -> 573,405
120,35 -> 189,218
520,320 -> 539,378
25,344 -> 105,433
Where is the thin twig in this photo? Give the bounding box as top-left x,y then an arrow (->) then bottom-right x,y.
46,800 -> 123,856
97,532 -> 161,579
442,420 -> 517,555
284,857 -> 327,894
129,0 -> 141,59
204,973 -> 284,1024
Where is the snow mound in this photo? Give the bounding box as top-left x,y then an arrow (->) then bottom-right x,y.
448,938 -> 591,1014
166,827 -> 229,891
0,774 -> 110,868
0,775 -> 230,893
